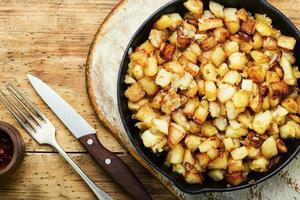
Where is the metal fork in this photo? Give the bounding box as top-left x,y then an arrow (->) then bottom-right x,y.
0,84 -> 112,200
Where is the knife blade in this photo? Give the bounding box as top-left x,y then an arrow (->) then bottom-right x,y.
28,74 -> 152,200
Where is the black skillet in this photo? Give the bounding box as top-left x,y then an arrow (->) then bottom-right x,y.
117,0 -> 300,194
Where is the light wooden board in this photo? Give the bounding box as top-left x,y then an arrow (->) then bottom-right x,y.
86,0 -> 300,199
0,0 -> 173,199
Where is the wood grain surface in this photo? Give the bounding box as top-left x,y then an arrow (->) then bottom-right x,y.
0,0 -> 299,199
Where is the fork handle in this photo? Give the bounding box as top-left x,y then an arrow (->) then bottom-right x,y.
79,133 -> 152,200
50,141 -> 112,200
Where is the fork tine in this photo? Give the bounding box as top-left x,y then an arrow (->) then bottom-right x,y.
6,84 -> 43,127
7,83 -> 48,122
0,90 -> 38,132
0,91 -> 36,136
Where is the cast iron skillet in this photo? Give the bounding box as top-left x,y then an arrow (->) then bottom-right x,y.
118,0 -> 300,194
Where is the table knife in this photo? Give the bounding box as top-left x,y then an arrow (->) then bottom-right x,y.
27,74 -> 152,200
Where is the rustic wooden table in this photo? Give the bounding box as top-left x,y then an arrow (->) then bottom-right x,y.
0,0 -> 299,199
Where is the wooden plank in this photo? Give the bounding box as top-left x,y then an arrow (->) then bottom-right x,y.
0,153 -> 174,200
0,0 -> 125,153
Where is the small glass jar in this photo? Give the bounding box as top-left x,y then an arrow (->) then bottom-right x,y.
0,121 -> 25,177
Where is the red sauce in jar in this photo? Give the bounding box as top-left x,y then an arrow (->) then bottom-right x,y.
0,131 -> 14,170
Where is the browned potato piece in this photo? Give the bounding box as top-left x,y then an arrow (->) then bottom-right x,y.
129,50 -> 148,67
170,143 -> 185,164
209,1 -> 224,18
247,66 -> 266,84
154,15 -> 173,30
277,35 -> 296,50
213,27 -> 229,43
198,18 -> 224,32
125,82 -> 145,102
263,37 -> 277,50
225,171 -> 247,186
236,8 -> 248,21
184,0 -> 203,16
160,43 -> 176,61
224,8 -> 240,34
168,123 -> 186,146
269,81 -> 291,98
139,78 -> 158,96
200,36 -> 218,50
208,151 -> 229,169
250,50 -> 270,64
185,134 -> 201,152
276,139 -> 288,153
281,97 -> 298,113
228,159 -> 245,173
241,17 -> 256,34
255,22 -> 273,36
185,170 -> 204,184
261,136 -> 278,159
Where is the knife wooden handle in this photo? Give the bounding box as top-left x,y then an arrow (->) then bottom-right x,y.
79,133 -> 152,200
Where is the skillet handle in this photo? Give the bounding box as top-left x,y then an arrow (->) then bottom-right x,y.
79,133 -> 152,200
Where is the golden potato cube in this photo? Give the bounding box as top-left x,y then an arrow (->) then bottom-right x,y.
213,116 -> 228,131
217,83 -> 236,103
279,122 -> 296,139
207,148 -> 219,160
281,97 -> 298,113
135,105 -> 156,124
183,97 -> 200,117
198,18 -> 224,32
149,29 -> 163,48
261,136 -> 278,159
132,64 -> 144,80
228,52 -> 248,70
224,171 -> 247,186
164,61 -> 185,76
125,82 -> 145,102
185,171 -> 204,184
202,63 -> 218,81
140,130 -> 160,148
155,68 -> 172,87
185,134 -> 201,152
193,105 -> 209,124
213,27 -> 229,43
208,151 -> 228,169
250,50 -> 270,64
197,153 -> 210,167
172,109 -> 189,130
252,33 -> 263,49
232,90 -> 250,108
139,78 -> 158,96
129,50 -> 148,67
231,146 -> 248,160
223,70 -> 242,85
199,137 -> 220,153
241,79 -> 253,92
224,8 -> 240,34
137,40 -> 155,55
144,56 -> 158,77
277,35 -> 296,50
247,146 -> 261,159
240,41 -> 253,54
211,47 -> 226,67
208,169 -> 225,182
228,159 -> 245,173
280,56 -> 297,85
252,110 -> 273,134
205,80 -> 217,102
249,95 -> 263,113
209,101 -> 221,118
225,126 -> 248,138
250,157 -> 268,172
170,143 -> 185,164
183,0 -> 203,16
154,15 -> 173,30
224,40 -> 239,57
223,137 -> 235,151
201,121 -> 218,137
185,62 -> 200,77
217,63 -> 230,77
237,111 -> 253,128
152,118 -> 169,135
172,163 -> 186,175
183,149 -> 195,165
209,1 -> 224,18
168,123 -> 186,146
226,100 -> 238,120
255,22 -> 273,36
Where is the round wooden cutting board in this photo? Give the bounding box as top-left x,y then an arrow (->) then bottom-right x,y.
86,0 -> 300,199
